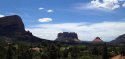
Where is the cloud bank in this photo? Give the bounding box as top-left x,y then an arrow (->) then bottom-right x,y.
27,21 -> 125,41
0,14 -> 5,18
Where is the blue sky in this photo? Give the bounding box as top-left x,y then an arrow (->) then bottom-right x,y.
0,0 -> 125,41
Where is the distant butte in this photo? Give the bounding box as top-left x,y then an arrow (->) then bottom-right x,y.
92,37 -> 103,43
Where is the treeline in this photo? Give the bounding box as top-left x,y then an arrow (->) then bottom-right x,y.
0,41 -> 125,59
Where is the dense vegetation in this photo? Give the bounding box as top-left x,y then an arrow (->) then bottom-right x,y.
0,40 -> 125,59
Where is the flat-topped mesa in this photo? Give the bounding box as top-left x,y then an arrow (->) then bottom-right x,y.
55,32 -> 80,43
58,32 -> 78,39
0,15 -> 25,36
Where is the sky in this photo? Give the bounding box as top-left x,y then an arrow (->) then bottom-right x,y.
0,0 -> 125,41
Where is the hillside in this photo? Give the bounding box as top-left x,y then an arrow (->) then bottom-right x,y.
111,34 -> 125,44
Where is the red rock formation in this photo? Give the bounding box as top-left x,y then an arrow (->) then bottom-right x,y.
0,15 -> 25,36
55,32 -> 80,43
0,15 -> 46,43
92,37 -> 103,43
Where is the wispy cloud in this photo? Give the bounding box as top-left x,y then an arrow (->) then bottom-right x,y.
74,0 -> 125,11
38,8 -> 54,13
38,8 -> 44,10
27,21 -> 125,41
119,0 -> 125,1
122,2 -> 125,7
47,9 -> 54,13
38,18 -> 53,22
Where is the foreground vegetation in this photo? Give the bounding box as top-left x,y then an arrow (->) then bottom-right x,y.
0,40 -> 125,59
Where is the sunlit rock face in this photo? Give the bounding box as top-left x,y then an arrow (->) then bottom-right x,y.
111,34 -> 125,44
92,37 -> 103,44
0,15 -> 25,36
55,32 -> 81,43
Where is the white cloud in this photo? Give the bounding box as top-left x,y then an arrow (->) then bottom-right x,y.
27,22 -> 125,41
122,2 -> 125,7
0,14 -> 5,18
75,0 -> 121,11
38,8 -> 54,13
47,9 -> 53,13
38,18 -> 52,22
119,0 -> 125,1
38,8 -> 44,10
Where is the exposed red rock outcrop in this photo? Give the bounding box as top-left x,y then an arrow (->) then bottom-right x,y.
92,37 -> 103,43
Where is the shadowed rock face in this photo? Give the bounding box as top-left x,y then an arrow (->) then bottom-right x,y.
0,15 -> 46,43
0,15 -> 25,36
111,34 -> 125,44
58,32 -> 78,39
55,32 -> 80,43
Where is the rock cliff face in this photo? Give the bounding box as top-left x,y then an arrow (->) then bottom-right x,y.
0,15 -> 25,36
0,15 -> 45,43
55,32 -> 80,43
111,34 -> 125,44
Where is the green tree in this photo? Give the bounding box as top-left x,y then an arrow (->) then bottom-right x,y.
48,45 -> 58,59
92,47 -> 99,56
6,44 -> 13,59
102,43 -> 109,59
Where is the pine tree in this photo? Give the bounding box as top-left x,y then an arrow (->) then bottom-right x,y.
92,47 -> 99,56
6,44 -> 13,59
48,45 -> 58,59
102,43 -> 109,59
